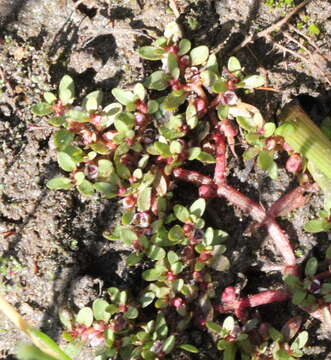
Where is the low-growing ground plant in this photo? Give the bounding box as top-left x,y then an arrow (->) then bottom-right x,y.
2,19 -> 331,360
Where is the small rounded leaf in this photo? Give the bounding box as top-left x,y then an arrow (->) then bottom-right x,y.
190,45 -> 209,66
178,39 -> 191,55
76,307 -> 93,327
179,344 -> 199,353
57,152 -> 76,172
227,56 -> 241,72
305,257 -> 318,277
93,299 -> 110,322
47,177 -> 72,190
138,46 -> 165,60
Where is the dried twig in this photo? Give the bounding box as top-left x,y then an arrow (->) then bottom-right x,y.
267,35 -> 331,86
169,0 -> 180,18
232,0 -> 312,53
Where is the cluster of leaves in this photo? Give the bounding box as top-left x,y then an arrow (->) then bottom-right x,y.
59,287 -> 196,360
27,21 -> 327,360
284,247 -> 331,309
207,316 -> 308,360
265,0 -> 294,9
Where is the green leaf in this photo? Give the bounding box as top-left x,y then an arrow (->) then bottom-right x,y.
58,308 -> 72,331
116,162 -> 131,179
308,23 -> 320,36
170,140 -> 182,154
167,251 -> 179,264
66,110 -> 90,122
94,182 -> 116,198
134,83 -> 146,100
305,257 -> 318,277
114,112 -> 135,133
240,75 -> 265,89
59,75 -> 75,105
186,103 -> 198,129
291,331 -> 308,350
147,100 -> 159,114
217,105 -> 229,121
178,39 -> 191,55
155,141 -> 172,158
145,71 -> 170,91
76,307 -> 93,327
275,349 -> 295,360
90,142 -> 110,155
140,291 -> 155,308
48,116 -> 65,126
236,116 -> 258,132
304,219 -> 331,233
75,172 -> 85,186
126,252 -> 142,266
292,289 -> 307,305
227,56 -> 241,72
174,204 -> 190,223
212,78 -> 227,93
103,102 -> 122,116
147,245 -> 166,260
167,52 -> 180,79
43,92 -> 57,104
243,147 -> 259,161
196,151 -> 215,163
83,90 -> 103,111
190,46 -> 209,66
142,268 -> 164,282
187,147 -> 201,160
125,306 -> 139,319
77,179 -> 94,196
263,122 -> 276,137
57,152 -> 76,172
162,335 -> 176,354
190,198 -> 206,217
179,344 -> 199,353
268,327 -> 284,342
137,187 -> 152,212
47,177 -> 72,190
54,129 -> 74,149
206,321 -> 223,334
92,299 -> 110,322
257,150 -> 277,179
171,261 -> 184,274
163,90 -> 187,111
283,274 -> 302,289
138,46 -> 165,60
62,145 -> 84,163
112,88 -> 137,106
120,228 -> 137,245
211,247 -> 230,272
223,316 -> 235,331
98,159 -> 114,178
16,343 -> 58,360
168,225 -> 186,243
32,102 -> 53,116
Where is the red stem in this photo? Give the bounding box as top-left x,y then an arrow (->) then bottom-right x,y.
173,168 -> 213,186
217,289 -> 289,321
175,168 -> 297,269
267,184 -> 309,219
315,270 -> 331,281
213,133 -> 227,185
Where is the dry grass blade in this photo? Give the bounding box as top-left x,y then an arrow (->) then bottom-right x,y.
232,0 -> 312,53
